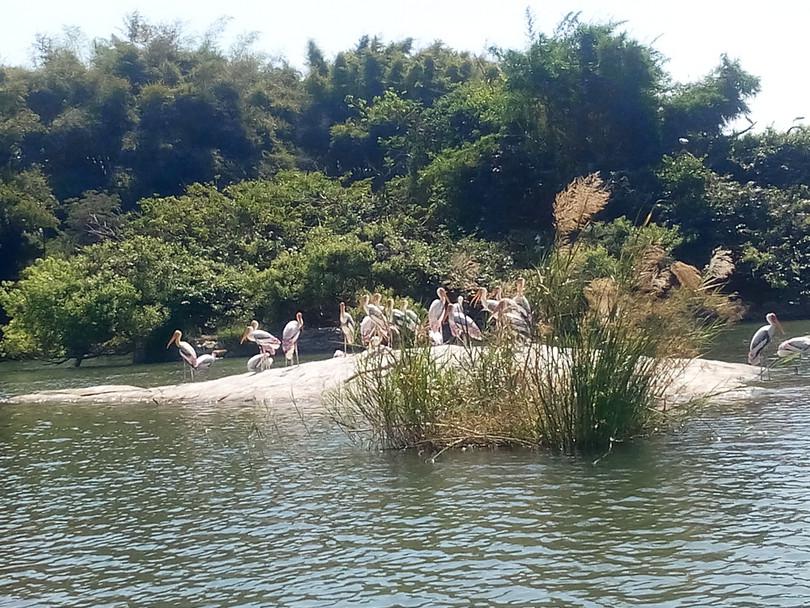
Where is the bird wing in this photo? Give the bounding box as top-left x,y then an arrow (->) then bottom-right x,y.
178,341 -> 197,366
461,315 -> 482,339
748,325 -> 771,364
360,316 -> 375,342
254,329 -> 281,349
194,354 -> 215,369
367,303 -> 385,319
428,299 -> 444,328
343,311 -> 355,329
749,325 -> 770,353
282,321 -> 301,351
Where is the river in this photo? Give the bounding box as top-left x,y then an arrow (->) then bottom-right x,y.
2,321 -> 810,606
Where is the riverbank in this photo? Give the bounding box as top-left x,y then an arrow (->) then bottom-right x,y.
6,345 -> 759,407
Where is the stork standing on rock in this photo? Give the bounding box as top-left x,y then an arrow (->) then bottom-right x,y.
240,320 -> 281,355
282,312 -> 304,365
166,330 -> 225,380
748,312 -> 785,367
428,287 -> 449,346
339,302 -> 356,353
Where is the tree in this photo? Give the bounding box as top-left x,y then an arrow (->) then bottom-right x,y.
0,169 -> 58,281
0,256 -> 141,364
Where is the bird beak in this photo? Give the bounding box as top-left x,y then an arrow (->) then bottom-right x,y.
166,333 -> 176,349
240,327 -> 249,344
775,317 -> 785,335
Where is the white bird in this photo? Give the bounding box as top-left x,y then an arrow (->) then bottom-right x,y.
247,352 -> 273,372
777,335 -> 810,358
282,312 -> 304,365
448,295 -> 482,343
339,302 -> 356,352
748,312 -> 785,366
167,329 -> 197,378
362,294 -> 387,323
428,287 -> 449,346
471,286 -> 501,314
166,330 -> 224,379
361,294 -> 389,346
360,315 -> 380,347
240,320 -> 281,354
492,299 -> 532,341
513,277 -> 533,325
194,350 -> 225,373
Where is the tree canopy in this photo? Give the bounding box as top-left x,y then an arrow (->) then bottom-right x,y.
2,13 -> 808,363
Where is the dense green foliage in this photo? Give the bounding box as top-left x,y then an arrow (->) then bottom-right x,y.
330,176 -> 734,454
1,13 -> 808,362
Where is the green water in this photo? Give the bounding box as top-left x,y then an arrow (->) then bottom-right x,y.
2,322 -> 810,606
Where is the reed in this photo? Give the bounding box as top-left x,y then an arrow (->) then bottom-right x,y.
328,334 -> 459,450
330,175 -> 738,456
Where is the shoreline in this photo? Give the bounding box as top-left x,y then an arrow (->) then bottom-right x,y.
5,345 -> 760,408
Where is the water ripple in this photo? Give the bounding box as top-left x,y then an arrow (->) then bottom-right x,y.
2,394 -> 810,606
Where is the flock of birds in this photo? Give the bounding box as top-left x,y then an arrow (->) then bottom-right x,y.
338,278 -> 534,354
166,311 -> 304,379
748,312 -> 810,371
165,278 -> 534,380
167,286 -> 808,381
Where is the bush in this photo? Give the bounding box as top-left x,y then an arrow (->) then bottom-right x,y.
0,256 -> 142,364
330,175 -> 738,456
259,228 -> 376,321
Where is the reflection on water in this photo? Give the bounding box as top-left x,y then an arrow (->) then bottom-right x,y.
0,353 -> 328,398
3,390 -> 810,605
2,323 -> 810,605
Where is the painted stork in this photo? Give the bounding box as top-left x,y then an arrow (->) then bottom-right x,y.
748,312 -> 784,366
471,286 -> 502,314
339,302 -> 356,352
240,320 -> 281,354
448,295 -> 482,344
428,287 -> 449,346
166,330 -> 224,379
247,351 -> 273,372
777,335 -> 810,358
282,312 -> 304,365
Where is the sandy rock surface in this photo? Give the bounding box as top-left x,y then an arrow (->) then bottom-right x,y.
7,345 -> 759,407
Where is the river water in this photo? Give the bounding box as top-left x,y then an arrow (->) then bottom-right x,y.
2,321 -> 810,606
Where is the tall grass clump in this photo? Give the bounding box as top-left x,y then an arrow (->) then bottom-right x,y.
328,336 -> 459,450
330,174 -> 740,456
525,174 -> 740,453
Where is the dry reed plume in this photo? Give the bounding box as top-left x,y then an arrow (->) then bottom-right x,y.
553,173 -> 610,241
670,261 -> 702,291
